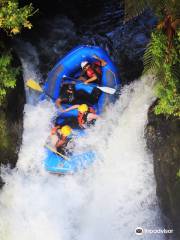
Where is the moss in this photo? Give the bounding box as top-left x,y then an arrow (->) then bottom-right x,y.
0,111 -> 18,166
0,113 -> 10,149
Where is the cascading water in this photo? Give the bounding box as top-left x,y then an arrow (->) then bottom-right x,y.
0,6 -> 174,240
14,41 -> 42,104
0,66 -> 167,239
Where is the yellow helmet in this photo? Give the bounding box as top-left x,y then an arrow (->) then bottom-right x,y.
78,104 -> 88,113
60,125 -> 72,137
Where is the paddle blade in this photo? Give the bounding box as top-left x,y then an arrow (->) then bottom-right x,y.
26,79 -> 43,92
97,86 -> 116,94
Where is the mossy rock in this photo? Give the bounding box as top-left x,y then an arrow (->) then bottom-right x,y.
0,52 -> 25,168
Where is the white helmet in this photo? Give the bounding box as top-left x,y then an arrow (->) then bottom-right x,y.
81,61 -> 89,69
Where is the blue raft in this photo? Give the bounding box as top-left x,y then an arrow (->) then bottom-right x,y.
42,45 -> 121,174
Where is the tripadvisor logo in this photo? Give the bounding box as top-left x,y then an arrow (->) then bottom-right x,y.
135,227 -> 144,235
135,227 -> 174,235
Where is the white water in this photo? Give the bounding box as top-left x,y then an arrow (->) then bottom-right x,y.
14,41 -> 42,104
0,71 -> 168,239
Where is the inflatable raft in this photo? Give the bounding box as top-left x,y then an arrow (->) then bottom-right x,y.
42,45 -> 120,174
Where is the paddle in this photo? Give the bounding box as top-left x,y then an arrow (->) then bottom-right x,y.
45,144 -> 69,160
26,79 -> 43,92
62,76 -> 116,94
27,78 -> 117,96
26,79 -> 55,100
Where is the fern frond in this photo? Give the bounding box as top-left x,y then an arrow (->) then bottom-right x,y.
143,47 -> 157,74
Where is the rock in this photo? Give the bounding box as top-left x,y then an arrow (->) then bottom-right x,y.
0,52 -> 25,170
133,33 -> 149,47
109,10 -> 156,84
146,102 -> 180,238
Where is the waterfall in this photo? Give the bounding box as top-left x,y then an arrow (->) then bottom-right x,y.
0,68 -> 166,239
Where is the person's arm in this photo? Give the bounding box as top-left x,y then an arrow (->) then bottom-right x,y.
55,139 -> 65,148
87,113 -> 98,121
55,97 -> 68,107
78,76 -> 87,81
79,123 -> 86,129
84,75 -> 97,84
55,98 -> 62,107
93,55 -> 107,66
61,104 -> 79,113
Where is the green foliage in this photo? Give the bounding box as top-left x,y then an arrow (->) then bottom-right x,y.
125,0 -> 180,117
0,0 -> 36,105
143,30 -> 180,116
0,0 -> 36,35
143,32 -> 167,73
0,52 -> 19,104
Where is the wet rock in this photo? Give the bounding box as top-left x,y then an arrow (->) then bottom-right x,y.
133,33 -> 149,46
110,10 -> 156,84
21,1 -> 156,86
0,53 -> 25,169
146,102 -> 180,238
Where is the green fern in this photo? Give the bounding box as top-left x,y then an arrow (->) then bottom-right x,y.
142,30 -> 180,116
143,32 -> 167,74
125,0 -> 180,117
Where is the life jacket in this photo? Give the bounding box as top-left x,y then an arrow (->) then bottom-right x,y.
51,126 -> 60,135
51,126 -> 68,148
77,107 -> 96,127
85,61 -> 102,84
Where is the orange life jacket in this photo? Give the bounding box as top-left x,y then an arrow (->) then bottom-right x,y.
51,126 -> 60,135
77,107 -> 96,127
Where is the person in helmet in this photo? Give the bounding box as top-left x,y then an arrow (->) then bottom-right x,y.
55,80 -> 102,108
55,82 -> 78,107
79,55 -> 107,85
61,104 -> 98,129
50,125 -> 72,154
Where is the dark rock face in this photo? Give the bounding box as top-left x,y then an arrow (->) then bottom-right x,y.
146,103 -> 180,238
109,10 -> 156,84
0,54 -> 25,170
23,1 -> 155,86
